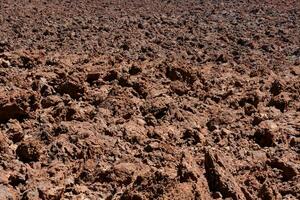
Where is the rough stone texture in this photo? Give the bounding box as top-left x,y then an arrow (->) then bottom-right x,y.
0,0 -> 299,199
205,149 -> 246,200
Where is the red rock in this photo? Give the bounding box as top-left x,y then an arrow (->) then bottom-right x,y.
205,149 -> 247,200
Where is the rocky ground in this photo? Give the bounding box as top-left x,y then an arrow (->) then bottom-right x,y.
0,0 -> 299,199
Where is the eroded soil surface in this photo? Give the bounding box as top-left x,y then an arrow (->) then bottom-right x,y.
0,0 -> 300,199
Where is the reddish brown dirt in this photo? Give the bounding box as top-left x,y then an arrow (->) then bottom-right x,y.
0,0 -> 300,199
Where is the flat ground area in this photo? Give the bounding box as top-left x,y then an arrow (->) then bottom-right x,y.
0,0 -> 299,199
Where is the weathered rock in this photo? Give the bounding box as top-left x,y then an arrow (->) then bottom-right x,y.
57,80 -> 85,99
0,90 -> 31,123
254,120 -> 278,147
176,152 -> 212,199
8,173 -> 26,187
162,182 -> 197,200
37,182 -> 64,200
171,81 -> 189,96
0,185 -> 18,200
129,65 -> 142,75
41,95 -> 63,108
86,72 -> 100,84
206,118 -> 223,132
16,140 -> 41,163
205,149 -> 246,200
290,137 -> 300,150
270,80 -> 284,96
267,93 -> 290,113
22,189 -> 40,200
103,70 -> 119,82
0,132 -> 9,153
6,120 -> 24,143
252,150 -> 267,163
267,157 -> 298,181
166,66 -> 196,84
258,181 -> 282,200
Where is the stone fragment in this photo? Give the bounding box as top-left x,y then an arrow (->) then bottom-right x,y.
16,140 -> 41,163
254,120 -> 278,147
205,149 -> 246,200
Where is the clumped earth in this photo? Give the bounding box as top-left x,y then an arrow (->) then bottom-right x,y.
0,0 -> 299,199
